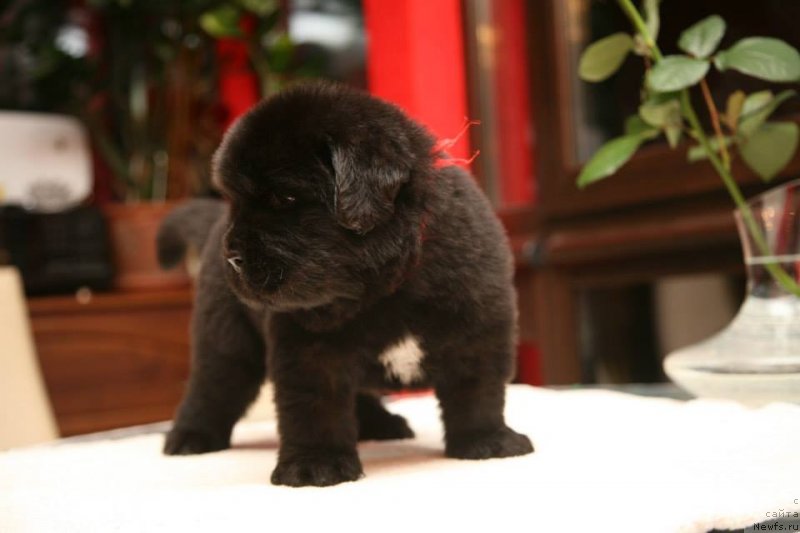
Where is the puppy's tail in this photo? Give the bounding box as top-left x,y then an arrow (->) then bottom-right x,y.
156,198 -> 226,269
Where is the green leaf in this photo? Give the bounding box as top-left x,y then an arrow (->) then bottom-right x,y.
739,122 -> 799,181
724,90 -> 745,130
645,90 -> 682,105
200,5 -> 242,38
665,124 -> 682,148
639,99 -> 682,148
741,90 -> 773,116
739,89 -> 796,138
648,56 -> 710,91
687,136 -> 733,162
239,0 -> 277,16
267,33 -> 294,72
714,37 -> 800,82
639,98 -> 681,127
578,33 -> 634,82
625,115 -> 659,138
577,134 -> 646,188
678,15 -> 726,58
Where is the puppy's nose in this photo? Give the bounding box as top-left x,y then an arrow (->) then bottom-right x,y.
226,255 -> 243,274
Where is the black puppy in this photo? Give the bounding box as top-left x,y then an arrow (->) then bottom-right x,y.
158,82 -> 533,487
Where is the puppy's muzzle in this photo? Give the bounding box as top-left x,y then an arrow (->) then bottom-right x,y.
226,255 -> 244,274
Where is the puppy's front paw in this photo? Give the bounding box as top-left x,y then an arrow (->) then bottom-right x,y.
271,450 -> 364,487
446,426 -> 534,460
163,427 -> 230,455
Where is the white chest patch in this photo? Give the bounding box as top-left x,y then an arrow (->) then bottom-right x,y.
378,335 -> 425,385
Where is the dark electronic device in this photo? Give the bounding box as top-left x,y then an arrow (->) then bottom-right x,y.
0,205 -> 113,295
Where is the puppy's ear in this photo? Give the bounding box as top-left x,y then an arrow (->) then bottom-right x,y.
330,145 -> 409,234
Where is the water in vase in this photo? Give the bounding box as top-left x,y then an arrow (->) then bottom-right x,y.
663,180 -> 800,406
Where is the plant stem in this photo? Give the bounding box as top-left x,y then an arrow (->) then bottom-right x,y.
616,0 -> 800,297
248,37 -> 276,98
618,0 -> 661,60
83,112 -> 137,198
680,94 -> 800,296
699,79 -> 731,170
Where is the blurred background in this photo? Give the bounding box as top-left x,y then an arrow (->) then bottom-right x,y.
2,0 -> 799,439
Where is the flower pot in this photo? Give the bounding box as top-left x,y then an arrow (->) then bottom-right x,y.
664,179 -> 800,406
103,201 -> 190,291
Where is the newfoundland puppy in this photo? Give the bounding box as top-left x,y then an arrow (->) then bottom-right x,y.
157,81 -> 533,487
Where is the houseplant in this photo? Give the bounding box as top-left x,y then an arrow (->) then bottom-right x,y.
84,0 -> 220,289
85,0 -> 302,202
35,0 -> 303,289
577,0 -> 800,404
3,0 -> 325,290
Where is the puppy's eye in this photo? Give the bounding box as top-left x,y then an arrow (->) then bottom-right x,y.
266,193 -> 297,210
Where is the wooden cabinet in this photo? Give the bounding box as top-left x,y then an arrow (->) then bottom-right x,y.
28,289 -> 192,436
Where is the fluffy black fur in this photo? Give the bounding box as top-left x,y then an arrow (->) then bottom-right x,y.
158,81 -> 533,487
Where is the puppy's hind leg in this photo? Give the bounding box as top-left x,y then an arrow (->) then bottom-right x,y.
356,393 -> 414,441
164,273 -> 265,455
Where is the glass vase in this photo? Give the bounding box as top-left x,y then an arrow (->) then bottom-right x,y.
663,179 -> 800,406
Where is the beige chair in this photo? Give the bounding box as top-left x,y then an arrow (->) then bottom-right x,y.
0,267 -> 58,449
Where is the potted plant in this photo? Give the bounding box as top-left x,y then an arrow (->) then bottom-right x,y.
577,0 -> 800,404
3,0 -> 329,290
74,0 -> 302,289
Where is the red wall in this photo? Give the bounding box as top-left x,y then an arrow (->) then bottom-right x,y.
363,0 -> 471,162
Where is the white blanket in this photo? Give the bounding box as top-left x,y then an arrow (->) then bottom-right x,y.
2,385 -> 799,533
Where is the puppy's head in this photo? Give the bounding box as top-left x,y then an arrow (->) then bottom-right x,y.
212,82 -> 436,311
